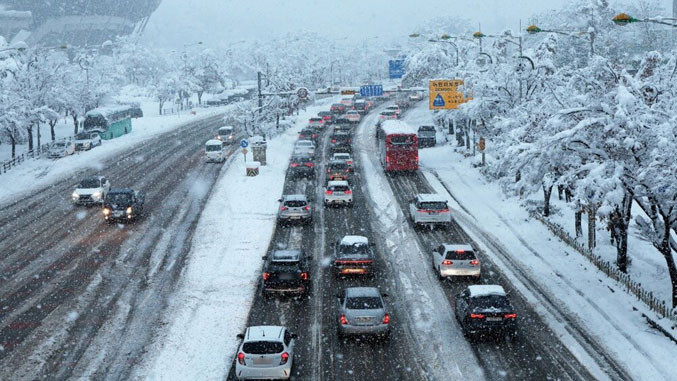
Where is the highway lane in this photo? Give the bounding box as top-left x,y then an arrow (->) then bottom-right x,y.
228,110 -> 427,380
0,112 -> 241,379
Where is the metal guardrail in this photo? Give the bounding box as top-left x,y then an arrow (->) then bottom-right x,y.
530,210 -> 676,324
1,143 -> 51,175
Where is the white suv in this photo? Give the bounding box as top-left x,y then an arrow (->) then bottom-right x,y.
235,325 -> 297,380
323,180 -> 353,207
409,194 -> 451,229
432,243 -> 481,280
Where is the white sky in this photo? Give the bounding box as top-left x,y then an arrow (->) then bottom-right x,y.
143,0 -> 675,48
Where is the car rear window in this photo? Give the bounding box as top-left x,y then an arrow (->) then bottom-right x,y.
339,243 -> 369,255
329,185 -> 349,192
284,200 -> 307,207
418,126 -> 435,132
445,250 -> 476,260
329,163 -> 347,170
418,202 -> 447,210
470,295 -> 511,309
242,341 -> 284,354
346,296 -> 382,309
309,118 -> 322,122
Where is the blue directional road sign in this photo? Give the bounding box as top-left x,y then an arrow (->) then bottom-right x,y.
432,93 -> 446,107
360,85 -> 383,97
240,139 -> 249,148
388,59 -> 406,79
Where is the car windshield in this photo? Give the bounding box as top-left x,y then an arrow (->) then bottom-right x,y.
346,296 -> 382,309
242,341 -> 284,355
471,295 -> 511,310
218,128 -> 232,134
79,178 -> 100,188
206,145 -> 221,152
419,202 -> 447,210
339,243 -> 369,255
53,143 -> 66,148
284,200 -> 307,207
107,193 -> 132,204
334,154 -> 349,160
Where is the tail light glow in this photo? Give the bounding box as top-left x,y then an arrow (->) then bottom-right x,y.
304,163 -> 314,167
290,163 -> 299,167
382,313 -> 390,324
263,272 -> 270,280
344,190 -> 352,195
470,259 -> 480,266
303,206 -> 310,211
470,313 -> 485,319
280,206 -> 288,211
504,313 -> 517,319
280,352 -> 289,365
237,352 -> 246,365
299,272 -> 309,280
325,190 -> 333,195
442,260 -> 453,265
331,139 -> 337,143
340,314 -> 348,325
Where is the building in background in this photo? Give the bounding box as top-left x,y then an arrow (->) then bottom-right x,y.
0,0 -> 161,47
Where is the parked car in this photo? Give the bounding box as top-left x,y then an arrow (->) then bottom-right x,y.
417,125 -> 436,148
102,188 -> 145,223
74,132 -> 102,151
330,103 -> 347,115
217,126 -> 236,144
289,155 -> 315,178
432,243 -> 481,281
262,249 -> 311,297
205,139 -> 227,162
332,235 -> 375,276
454,285 -> 517,340
278,194 -> 312,225
318,111 -> 334,124
308,117 -> 325,129
72,176 -> 110,206
409,194 -> 451,229
337,287 -> 390,339
324,180 -> 353,207
331,152 -> 353,167
235,325 -> 297,380
298,128 -> 318,143
293,140 -> 315,157
344,110 -> 361,123
326,160 -> 351,181
48,140 -> 76,159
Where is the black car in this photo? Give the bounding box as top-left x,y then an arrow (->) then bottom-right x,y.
318,111 -> 334,125
417,125 -> 436,148
262,249 -> 311,296
289,155 -> 315,178
299,128 -> 318,142
102,188 -> 145,223
333,235 -> 375,277
454,285 -> 517,340
353,100 -> 367,114
330,103 -> 347,115
330,131 -> 352,147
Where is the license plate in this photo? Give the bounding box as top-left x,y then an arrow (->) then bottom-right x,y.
486,317 -> 502,322
113,211 -> 123,217
291,216 -> 300,220
428,211 -> 439,215
280,273 -> 295,280
342,268 -> 365,274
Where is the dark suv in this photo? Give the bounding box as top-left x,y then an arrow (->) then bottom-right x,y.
454,285 -> 517,340
102,188 -> 145,223
330,132 -> 352,154
417,125 -> 436,148
327,160 -> 351,181
299,128 -> 318,142
262,249 -> 311,296
289,155 -> 315,178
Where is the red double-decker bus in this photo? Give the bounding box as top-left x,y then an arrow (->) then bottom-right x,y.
377,120 -> 418,172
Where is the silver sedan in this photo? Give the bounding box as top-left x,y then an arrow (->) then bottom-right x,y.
337,287 -> 390,339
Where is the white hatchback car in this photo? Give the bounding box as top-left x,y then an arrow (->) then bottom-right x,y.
324,180 -> 353,207
48,140 -> 76,159
235,325 -> 296,380
432,243 -> 481,280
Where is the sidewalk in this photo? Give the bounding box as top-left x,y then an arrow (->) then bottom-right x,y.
404,101 -> 677,380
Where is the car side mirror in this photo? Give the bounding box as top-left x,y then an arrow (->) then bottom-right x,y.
382,293 -> 389,298
291,333 -> 298,339
431,245 -> 438,253
236,333 -> 244,339
277,198 -> 282,202
369,243 -> 375,247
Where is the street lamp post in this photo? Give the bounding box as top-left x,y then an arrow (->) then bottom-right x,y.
428,38 -> 460,66
474,31 -> 533,100
612,13 -> 677,27
526,25 -> 595,56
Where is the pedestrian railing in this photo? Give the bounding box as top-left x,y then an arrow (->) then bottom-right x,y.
0,143 -> 51,175
531,211 -> 677,325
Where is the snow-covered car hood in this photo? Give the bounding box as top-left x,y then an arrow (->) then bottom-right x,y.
74,187 -> 103,196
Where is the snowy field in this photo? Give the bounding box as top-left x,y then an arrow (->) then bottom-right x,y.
0,91 -> 234,205
404,100 -> 677,380
135,98 -> 335,380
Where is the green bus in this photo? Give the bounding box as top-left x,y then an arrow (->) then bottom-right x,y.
83,105 -> 142,140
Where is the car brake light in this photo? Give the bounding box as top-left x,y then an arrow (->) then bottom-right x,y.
263,272 -> 270,280
347,160 -> 353,165
440,209 -> 450,213
442,260 -> 453,265
470,313 -> 485,319
504,313 -> 517,319
280,206 -> 288,211
331,139 -> 337,143
344,190 -> 352,195
470,259 -> 480,266
325,190 -> 333,195
304,206 -> 310,211
340,314 -> 348,325
382,313 -> 390,324
238,352 -> 246,365
456,250 -> 465,253
305,163 -> 314,167
280,352 -> 289,365
290,163 -> 299,167
300,272 -> 308,280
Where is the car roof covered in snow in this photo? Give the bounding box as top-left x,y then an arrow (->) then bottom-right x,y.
206,139 -> 222,145
442,244 -> 474,252
282,194 -> 308,202
345,287 -> 381,298
381,120 -> 416,136
468,285 -> 506,298
340,235 -> 368,245
416,193 -> 448,203
327,180 -> 349,187
218,126 -> 233,131
244,325 -> 284,341
271,250 -> 301,262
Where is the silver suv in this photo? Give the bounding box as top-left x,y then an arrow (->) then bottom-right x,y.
337,287 -> 390,339
278,195 -> 312,225
323,180 -> 353,207
235,325 -> 297,380
409,194 -> 451,229
432,243 -> 481,281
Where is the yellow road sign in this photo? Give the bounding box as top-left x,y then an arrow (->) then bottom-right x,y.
429,79 -> 470,110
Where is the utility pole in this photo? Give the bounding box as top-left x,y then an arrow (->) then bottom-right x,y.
257,71 -> 263,114
674,0 -> 677,48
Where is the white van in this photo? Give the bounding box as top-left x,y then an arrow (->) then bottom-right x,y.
205,139 -> 226,162
217,126 -> 235,144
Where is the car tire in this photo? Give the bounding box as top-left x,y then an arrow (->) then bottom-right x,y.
348,202 -> 354,208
